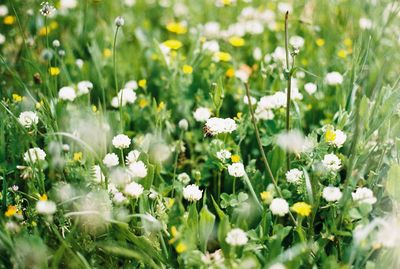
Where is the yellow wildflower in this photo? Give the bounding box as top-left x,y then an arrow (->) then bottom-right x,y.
36,100 -> 44,109
73,152 -> 83,161
166,22 -> 187,34
343,38 -> 352,47
139,98 -> 148,108
103,48 -> 112,58
162,40 -> 183,50
5,205 -> 17,217
139,79 -> 147,88
325,129 -> 336,142
3,16 -> 16,25
38,26 -> 51,36
167,198 -> 175,209
337,49 -> 347,58
316,38 -> 325,47
49,21 -> 58,30
215,52 -> 232,62
225,68 -> 235,77
291,202 -> 312,217
260,191 -> 273,204
49,67 -> 60,76
39,194 -> 48,201
12,94 -> 23,102
228,36 -> 245,47
182,64 -> 193,74
231,155 -> 240,163
92,105 -> 97,112
157,101 -> 165,112
175,242 -> 187,254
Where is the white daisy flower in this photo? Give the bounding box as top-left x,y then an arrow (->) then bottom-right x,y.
285,168 -> 303,184
321,153 -> 342,172
325,72 -> 343,86
352,187 -> 377,205
270,198 -> 289,216
177,172 -> 191,185
36,200 -> 56,215
183,184 -> 203,202
227,163 -> 245,177
322,186 -> 343,202
304,82 -> 317,95
58,86 -> 76,101
103,153 -> 119,167
18,111 -> 39,128
23,147 -> 46,163
204,117 -> 237,135
216,149 -> 231,161
124,182 -> 144,198
128,161 -> 148,178
112,134 -> 131,149
126,150 -> 141,164
193,107 -> 211,122
225,228 -> 248,246
77,81 -> 93,96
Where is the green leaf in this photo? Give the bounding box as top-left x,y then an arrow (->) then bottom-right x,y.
386,164 -> 400,202
199,205 -> 215,252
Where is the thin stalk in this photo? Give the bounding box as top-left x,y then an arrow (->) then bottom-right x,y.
284,11 -> 292,171
113,26 -> 123,132
244,82 -> 297,225
171,130 -> 184,197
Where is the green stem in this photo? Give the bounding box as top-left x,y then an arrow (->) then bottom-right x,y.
113,26 -> 123,132
284,11 -> 292,171
242,173 -> 263,211
244,82 -> 297,225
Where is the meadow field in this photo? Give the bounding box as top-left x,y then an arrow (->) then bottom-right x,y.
0,0 -> 400,268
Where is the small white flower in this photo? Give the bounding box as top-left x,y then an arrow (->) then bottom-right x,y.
128,161 -> 147,178
225,228 -> 248,246
269,263 -> 286,269
112,134 -> 131,149
321,153 -> 342,172
204,117 -> 237,135
115,16 -> 125,27
183,184 -> 203,202
285,168 -> 303,184
77,81 -> 93,96
289,35 -> 305,49
124,181 -> 144,198
0,33 -> 5,45
177,172 -> 191,185
359,17 -> 373,30
322,186 -> 342,202
0,5 -> 9,16
304,82 -> 317,95
18,111 -> 39,128
325,72 -> 344,86
92,165 -> 105,183
202,40 -> 220,53
178,119 -> 189,130
270,198 -> 289,216
76,59 -> 84,69
227,163 -> 245,177
103,153 -> 119,167
276,130 -> 313,153
58,86 -> 76,101
126,150 -> 141,164
330,130 -> 347,148
60,0 -> 77,10
352,187 -> 377,205
243,95 -> 257,105
277,2 -> 292,13
23,147 -> 46,163
216,149 -> 231,161
193,107 -> 211,122
39,2 -> 55,17
36,200 -> 56,215
124,80 -> 138,90
111,88 -> 137,107
112,192 -> 127,203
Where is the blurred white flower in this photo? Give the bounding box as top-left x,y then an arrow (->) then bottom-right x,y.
18,111 -> 39,128
225,228 -> 248,246
243,95 -> 257,105
359,17 -> 373,29
325,72 -> 343,86
177,172 -> 191,185
128,161 -> 148,178
289,35 -> 305,49
269,263 -> 286,269
39,2 -> 55,17
322,186 -> 342,202
112,134 -> 131,149
216,149 -> 231,161
202,22 -> 221,39
178,119 -> 189,130
77,81 -> 93,96
202,40 -> 220,53
277,2 -> 292,13
124,80 -> 138,90
126,150 -> 141,164
124,181 -> 144,198
321,153 -> 342,172
111,88 -> 137,107
24,148 -> 46,163
253,47 -> 262,61
270,198 -> 289,216
58,86 -> 76,101
193,107 -> 211,122
285,168 -> 303,184
276,130 -> 314,153
92,165 -> 105,183
124,0 -> 136,7
115,16 -> 125,27
103,153 -> 119,167
352,187 -> 377,204
0,33 -> 5,44
76,59 -> 84,69
183,184 -> 203,201
304,82 -> 317,95
204,117 -> 237,135
60,0 -> 77,10
112,191 -> 127,203
36,200 -> 56,215
0,5 -> 8,16
227,163 -> 245,177
329,130 -> 347,148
